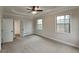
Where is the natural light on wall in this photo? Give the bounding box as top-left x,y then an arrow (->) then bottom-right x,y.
36,19 -> 43,30
56,15 -> 70,33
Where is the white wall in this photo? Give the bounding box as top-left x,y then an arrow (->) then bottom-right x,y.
0,17 -> 1,50
13,16 -> 34,37
35,8 -> 79,48
22,18 -> 34,36
0,7 -> 2,50
14,17 -> 21,35
0,15 -> 1,50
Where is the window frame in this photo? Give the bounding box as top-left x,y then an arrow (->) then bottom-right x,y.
36,19 -> 43,31
56,15 -> 71,33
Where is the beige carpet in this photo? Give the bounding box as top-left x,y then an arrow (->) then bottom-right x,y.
1,35 -> 79,53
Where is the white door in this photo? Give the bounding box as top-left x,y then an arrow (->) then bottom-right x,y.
2,18 -> 14,43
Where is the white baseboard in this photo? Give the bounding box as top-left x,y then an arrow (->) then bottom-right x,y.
2,40 -> 13,43
23,33 -> 34,37
35,34 -> 79,48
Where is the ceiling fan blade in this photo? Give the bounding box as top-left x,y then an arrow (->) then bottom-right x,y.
27,8 -> 32,10
36,10 -> 43,11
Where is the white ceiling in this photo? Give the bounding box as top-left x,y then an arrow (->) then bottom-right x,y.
3,6 -> 79,18
3,6 -> 59,14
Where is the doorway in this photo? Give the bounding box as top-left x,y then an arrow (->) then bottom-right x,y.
1,16 -> 14,43
14,17 -> 23,40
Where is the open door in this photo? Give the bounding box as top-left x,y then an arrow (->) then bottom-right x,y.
2,18 -> 14,43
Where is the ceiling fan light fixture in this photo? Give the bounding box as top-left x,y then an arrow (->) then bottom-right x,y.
32,11 -> 37,14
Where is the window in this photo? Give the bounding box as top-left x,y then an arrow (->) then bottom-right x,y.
36,19 -> 43,30
56,15 -> 70,33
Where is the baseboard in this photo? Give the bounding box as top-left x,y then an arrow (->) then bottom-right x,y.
23,34 -> 34,37
35,34 -> 79,48
2,40 -> 13,44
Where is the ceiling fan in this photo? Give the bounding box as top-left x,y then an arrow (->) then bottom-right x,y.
27,6 -> 43,14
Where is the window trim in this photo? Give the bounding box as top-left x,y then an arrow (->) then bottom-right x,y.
55,15 -> 71,34
36,19 -> 43,31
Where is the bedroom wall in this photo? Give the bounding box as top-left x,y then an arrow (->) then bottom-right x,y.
35,8 -> 79,47
12,15 -> 34,37
14,17 -> 21,35
0,7 -> 2,50
22,17 -> 34,36
0,17 -> 1,50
